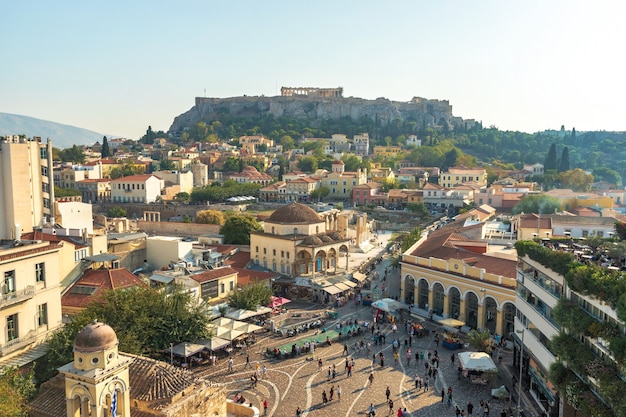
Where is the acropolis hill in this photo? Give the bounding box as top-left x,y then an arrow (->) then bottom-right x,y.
169,87 -> 473,133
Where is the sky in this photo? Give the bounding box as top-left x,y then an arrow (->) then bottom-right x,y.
2,1 -> 625,140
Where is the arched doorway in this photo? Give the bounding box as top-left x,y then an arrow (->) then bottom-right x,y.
448,287 -> 461,319
404,275 -> 416,305
418,279 -> 429,309
484,296 -> 498,334
433,283 -> 445,316
465,292 -> 479,329
502,302 -> 516,337
315,250 -> 327,274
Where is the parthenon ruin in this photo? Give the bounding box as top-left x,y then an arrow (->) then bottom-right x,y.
281,86 -> 343,98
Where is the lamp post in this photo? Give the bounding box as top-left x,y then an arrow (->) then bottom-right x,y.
480,288 -> 486,331
516,329 -> 525,417
170,342 -> 174,365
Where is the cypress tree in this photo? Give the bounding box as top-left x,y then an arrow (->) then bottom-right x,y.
544,143 -> 557,171
101,136 -> 111,158
559,147 -> 570,172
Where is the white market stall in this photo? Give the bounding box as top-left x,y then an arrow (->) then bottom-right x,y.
458,351 -> 498,385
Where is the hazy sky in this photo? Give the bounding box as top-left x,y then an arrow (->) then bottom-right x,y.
2,1 -> 625,139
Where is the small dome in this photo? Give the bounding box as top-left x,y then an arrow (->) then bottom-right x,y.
74,321 -> 118,353
319,235 -> 334,243
328,231 -> 345,241
302,236 -> 323,246
268,202 -> 321,224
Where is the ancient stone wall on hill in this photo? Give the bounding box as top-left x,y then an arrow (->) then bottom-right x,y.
169,95 -> 461,134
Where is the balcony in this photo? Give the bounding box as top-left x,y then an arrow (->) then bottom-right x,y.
0,285 -> 35,309
0,330 -> 37,357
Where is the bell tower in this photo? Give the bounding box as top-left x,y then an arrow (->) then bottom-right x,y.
59,321 -> 132,417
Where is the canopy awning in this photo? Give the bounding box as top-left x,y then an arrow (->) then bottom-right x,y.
322,285 -> 342,295
334,282 -> 352,291
214,327 -> 245,341
165,342 -> 205,358
225,306 -> 272,320
342,280 -> 357,288
437,318 -> 465,328
196,337 -> 231,351
352,272 -> 367,282
371,298 -> 407,312
458,351 -> 497,372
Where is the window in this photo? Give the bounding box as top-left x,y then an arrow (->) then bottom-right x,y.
263,259 -> 267,268
41,166 -> 48,176
38,303 -> 48,326
35,262 -> 45,283
256,246 -> 259,253
582,230 -> 589,237
42,182 -> 49,193
281,251 -> 284,257
263,248 -> 266,254
40,147 -> 47,159
272,249 -> 276,256
43,198 -> 50,209
7,314 -> 18,341
220,283 -> 225,294
4,271 -> 15,294
281,264 -> 286,273
272,261 -> 277,270
286,252 -> 290,259
229,281 -> 234,291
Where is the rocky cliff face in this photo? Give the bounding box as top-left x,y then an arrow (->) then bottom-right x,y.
169,95 -> 464,134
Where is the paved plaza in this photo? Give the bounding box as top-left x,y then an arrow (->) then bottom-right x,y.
194,234 -> 519,417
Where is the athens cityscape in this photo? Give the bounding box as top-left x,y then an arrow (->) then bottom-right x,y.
2,3 -> 626,417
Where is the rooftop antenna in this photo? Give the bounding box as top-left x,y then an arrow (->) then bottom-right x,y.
204,88 -> 206,98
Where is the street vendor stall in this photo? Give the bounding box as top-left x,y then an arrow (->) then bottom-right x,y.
458,351 -> 498,385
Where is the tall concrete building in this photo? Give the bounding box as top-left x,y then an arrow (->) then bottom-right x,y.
0,135 -> 55,239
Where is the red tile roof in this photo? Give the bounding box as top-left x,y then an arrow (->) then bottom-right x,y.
188,267 -> 238,283
62,268 -> 148,309
223,251 -> 250,268
231,267 -> 279,287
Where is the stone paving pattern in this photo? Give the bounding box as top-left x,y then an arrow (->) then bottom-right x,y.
194,233 -> 521,417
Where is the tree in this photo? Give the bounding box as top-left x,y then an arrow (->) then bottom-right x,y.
280,135 -> 295,150
310,186 -> 330,202
544,143 -> 558,171
297,157 -> 318,173
228,281 -> 272,311
107,207 -> 127,218
223,157 -> 240,172
195,209 -> 225,225
341,154 -> 363,172
35,286 -> 210,382
101,136 -> 111,158
142,126 -> 155,144
220,216 -> 261,244
559,146 -> 570,172
58,145 -> 85,163
592,167 -> 621,186
0,366 -> 36,417
406,202 -> 429,216
174,192 -> 191,203
54,186 -> 81,197
159,159 -> 176,170
466,330 -> 494,353
512,194 -> 560,214
559,168 -> 593,192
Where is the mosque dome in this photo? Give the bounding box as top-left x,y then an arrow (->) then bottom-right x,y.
328,231 -> 345,241
74,321 -> 118,353
301,236 -> 324,246
267,202 -> 321,224
319,235 -> 334,243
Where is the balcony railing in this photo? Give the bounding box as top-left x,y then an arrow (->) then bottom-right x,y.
0,330 -> 37,357
0,285 -> 35,309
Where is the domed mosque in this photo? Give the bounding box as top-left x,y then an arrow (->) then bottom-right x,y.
30,321 -> 228,417
250,202 -> 357,302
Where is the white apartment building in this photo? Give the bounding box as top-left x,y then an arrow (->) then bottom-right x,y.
0,136 -> 55,239
110,174 -> 164,203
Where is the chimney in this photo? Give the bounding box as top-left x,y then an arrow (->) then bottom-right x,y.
14,224 -> 20,241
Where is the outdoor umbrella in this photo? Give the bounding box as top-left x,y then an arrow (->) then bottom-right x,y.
371,298 -> 406,312
437,318 -> 465,328
268,296 -> 291,309
165,342 -> 205,358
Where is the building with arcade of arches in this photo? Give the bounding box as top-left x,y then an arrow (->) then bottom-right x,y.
400,226 -> 518,337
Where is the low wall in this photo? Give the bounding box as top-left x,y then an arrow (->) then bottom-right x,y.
137,220 -> 220,237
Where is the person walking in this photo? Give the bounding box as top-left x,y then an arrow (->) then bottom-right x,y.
263,399 -> 268,416
329,385 -> 335,401
337,385 -> 342,401
368,372 -> 374,386
228,357 -> 233,372
414,373 -> 420,389
322,390 -> 328,404
388,399 -> 394,415
244,354 -> 251,369
467,402 -> 474,417
386,386 -> 391,401
262,364 -> 267,379
441,388 -> 445,403
296,406 -> 302,417
368,403 -> 376,417
318,358 -> 323,372
343,343 -> 349,356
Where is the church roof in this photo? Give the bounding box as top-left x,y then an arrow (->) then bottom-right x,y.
267,202 -> 322,224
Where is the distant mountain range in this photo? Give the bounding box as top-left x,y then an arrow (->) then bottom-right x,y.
0,113 -> 109,149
